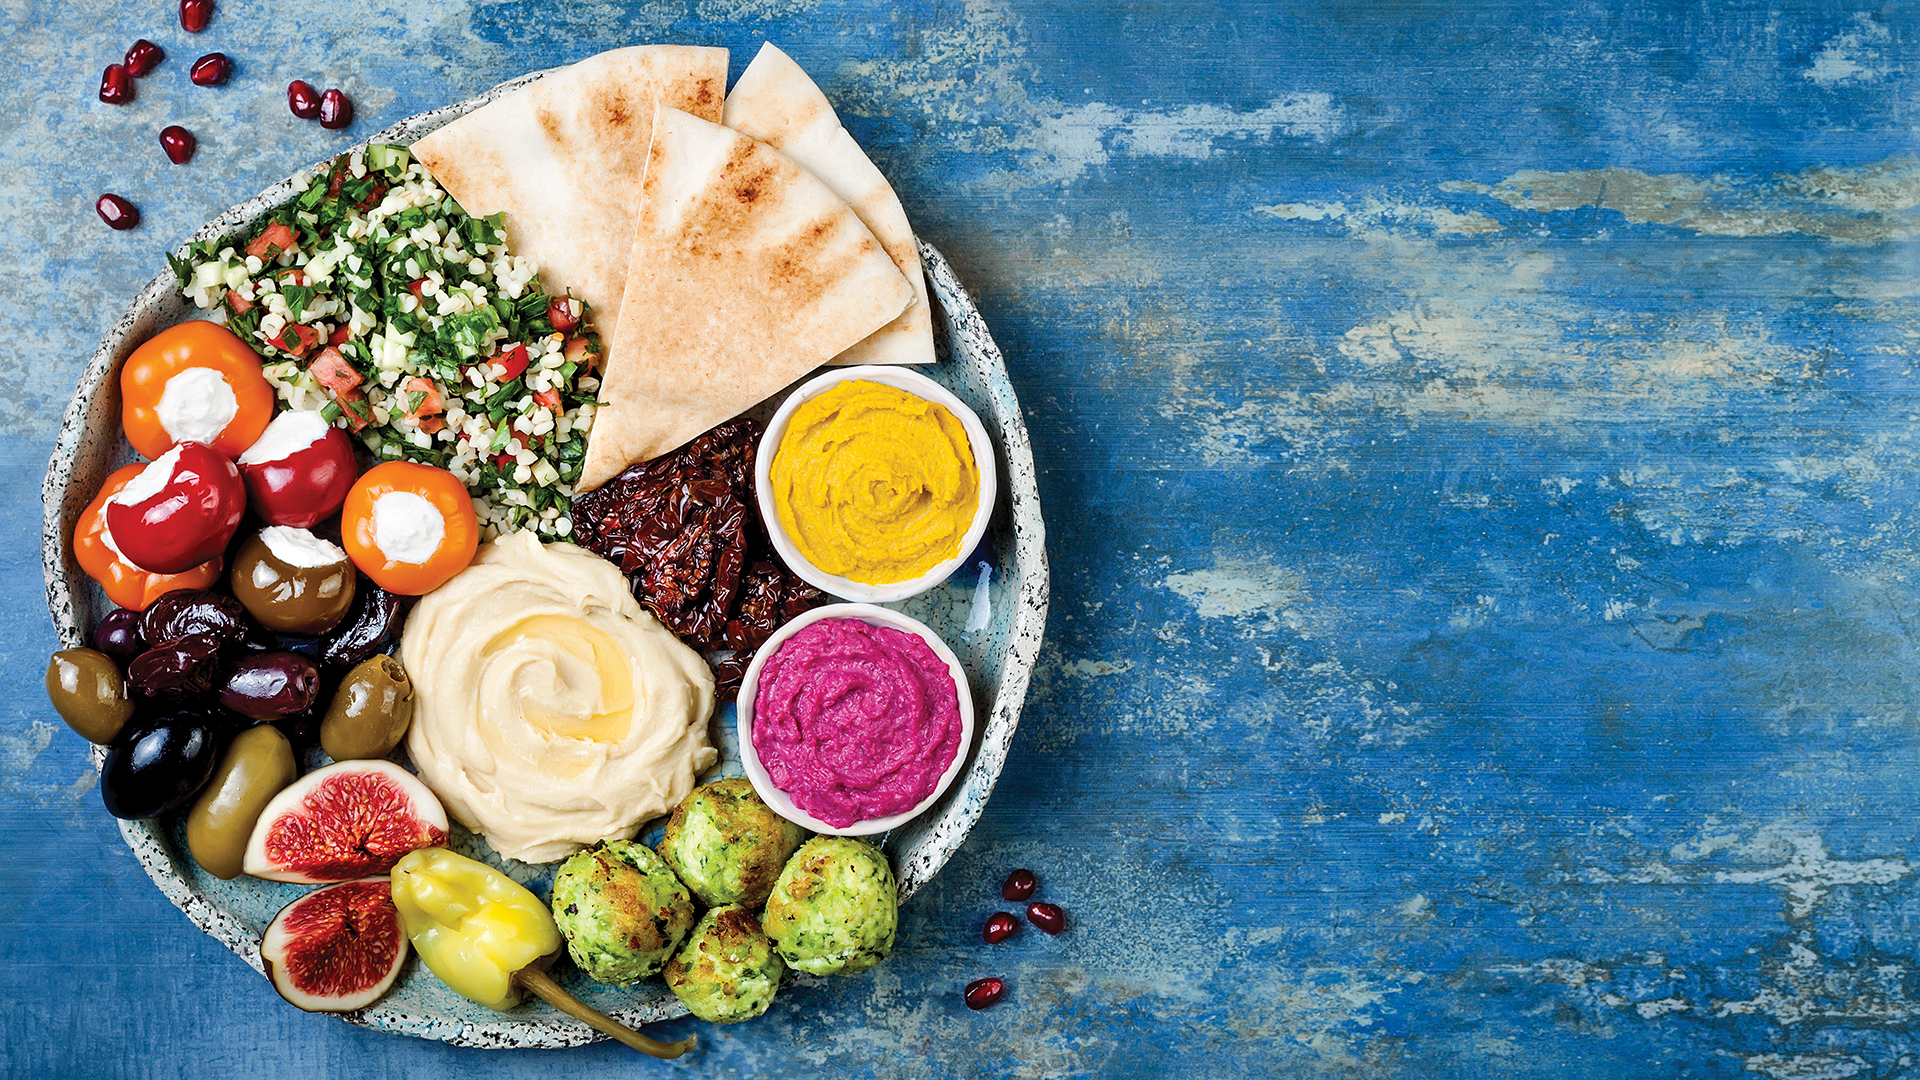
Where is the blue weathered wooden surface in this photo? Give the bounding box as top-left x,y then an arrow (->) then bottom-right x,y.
4,1 -> 1918,1076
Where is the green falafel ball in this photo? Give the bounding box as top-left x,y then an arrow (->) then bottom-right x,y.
657,778 -> 809,908
551,840 -> 697,984
664,904 -> 786,1023
762,837 -> 897,976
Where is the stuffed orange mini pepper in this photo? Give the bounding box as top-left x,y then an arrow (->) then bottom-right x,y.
341,461 -> 479,595
121,322 -> 276,460
74,463 -> 223,611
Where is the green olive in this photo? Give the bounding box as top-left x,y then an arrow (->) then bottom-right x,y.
320,655 -> 415,761
45,648 -> 134,744
186,724 -> 297,880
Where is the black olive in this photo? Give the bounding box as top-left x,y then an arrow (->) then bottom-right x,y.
91,609 -> 146,666
127,634 -> 225,698
318,580 -> 410,667
140,591 -> 267,653
218,652 -> 321,720
100,712 -> 225,819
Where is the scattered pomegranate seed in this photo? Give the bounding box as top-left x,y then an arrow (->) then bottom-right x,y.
287,80 -> 320,119
160,126 -> 196,165
189,53 -> 231,86
547,296 -> 581,333
1001,869 -> 1036,901
963,977 -> 1006,1011
98,64 -> 134,105
124,40 -> 164,77
982,912 -> 1018,944
179,0 -> 213,32
96,194 -> 139,230
1025,901 -> 1065,935
318,88 -> 353,129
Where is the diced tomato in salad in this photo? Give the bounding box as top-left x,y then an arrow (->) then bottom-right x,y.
326,323 -> 352,346
562,336 -> 598,373
246,222 -> 299,261
495,344 -> 530,382
336,394 -> 373,432
403,376 -> 444,418
532,387 -> 560,410
226,289 -> 254,314
268,323 -> 321,358
309,347 -> 362,395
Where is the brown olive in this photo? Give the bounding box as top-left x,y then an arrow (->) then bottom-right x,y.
320,655 -> 415,761
45,648 -> 135,744
231,530 -> 356,635
186,724 -> 297,880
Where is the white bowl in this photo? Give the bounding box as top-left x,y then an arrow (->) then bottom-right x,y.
737,603 -> 976,836
755,365 -> 998,603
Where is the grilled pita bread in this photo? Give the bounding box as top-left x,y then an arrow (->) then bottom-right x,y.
722,42 -> 935,366
412,45 -> 727,342
578,105 -> 914,490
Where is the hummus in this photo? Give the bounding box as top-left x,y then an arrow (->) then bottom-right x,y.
751,617 -> 962,827
401,531 -> 716,862
770,380 -> 979,585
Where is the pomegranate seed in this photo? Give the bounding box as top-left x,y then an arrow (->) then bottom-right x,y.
1025,901 -> 1065,935
964,977 -> 1006,1010
1001,868 -> 1036,901
318,88 -> 353,130
98,64 -> 133,105
547,296 -> 580,333
982,912 -> 1017,944
179,0 -> 213,32
189,53 -> 231,86
124,40 -> 164,78
287,80 -> 320,119
160,126 -> 196,165
96,194 -> 139,230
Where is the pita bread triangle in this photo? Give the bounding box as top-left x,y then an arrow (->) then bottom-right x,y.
578,104 -> 914,491
411,45 -> 727,345
722,43 -> 935,366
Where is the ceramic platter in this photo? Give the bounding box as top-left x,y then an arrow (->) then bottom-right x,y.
39,70 -> 1048,1049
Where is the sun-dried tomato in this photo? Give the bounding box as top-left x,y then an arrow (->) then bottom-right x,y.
571,418 -> 820,656
710,651 -> 753,704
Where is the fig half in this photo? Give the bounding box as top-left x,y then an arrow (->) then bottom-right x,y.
242,759 -> 448,883
261,878 -> 408,1012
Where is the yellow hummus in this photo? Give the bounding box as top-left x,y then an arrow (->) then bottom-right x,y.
770,380 -> 980,585
400,531 -> 715,863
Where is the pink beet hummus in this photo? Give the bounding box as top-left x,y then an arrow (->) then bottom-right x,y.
751,618 -> 963,828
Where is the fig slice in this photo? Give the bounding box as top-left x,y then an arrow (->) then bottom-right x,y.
243,759 -> 449,883
261,878 -> 409,1011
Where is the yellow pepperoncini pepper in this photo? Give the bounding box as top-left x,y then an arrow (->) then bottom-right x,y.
390,847 -> 695,1058
390,847 -> 561,1010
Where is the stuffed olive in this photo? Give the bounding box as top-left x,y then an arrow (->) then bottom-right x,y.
320,655 -> 414,761
232,527 -> 356,635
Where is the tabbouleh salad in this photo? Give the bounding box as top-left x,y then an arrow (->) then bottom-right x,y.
170,143 -> 602,539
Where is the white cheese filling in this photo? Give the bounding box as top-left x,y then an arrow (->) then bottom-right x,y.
258,525 -> 348,569
103,445 -> 184,558
155,366 -> 239,446
239,409 -> 329,466
372,491 -> 446,564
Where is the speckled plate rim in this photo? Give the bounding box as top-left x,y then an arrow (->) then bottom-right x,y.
40,69 -> 1049,1050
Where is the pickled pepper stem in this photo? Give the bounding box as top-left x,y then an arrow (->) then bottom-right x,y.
513,967 -> 696,1059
